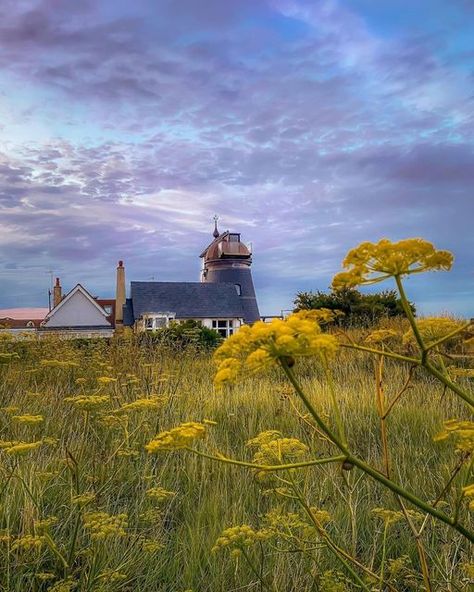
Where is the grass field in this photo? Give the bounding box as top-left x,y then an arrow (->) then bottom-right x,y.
0,329 -> 472,592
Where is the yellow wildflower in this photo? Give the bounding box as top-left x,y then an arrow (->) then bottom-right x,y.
117,396 -> 164,413
145,422 -> 207,452
332,238 -> 453,289
47,578 -> 77,592
36,572 -> 56,581
365,329 -> 399,345
403,317 -> 465,347
251,437 -> 309,465
462,484 -> 474,511
34,517 -> 58,532
11,534 -> 45,551
142,538 -> 165,553
5,441 -> 42,456
1,406 -> 20,414
434,420 -> 474,452
40,359 -> 80,369
96,376 -> 117,385
214,311 -> 338,387
98,570 -> 127,583
12,414 -> 44,425
212,524 -> 273,554
71,492 -> 96,506
64,395 -> 110,411
146,487 -> 176,502
83,511 -> 128,540
372,508 -> 404,525
0,440 -> 20,449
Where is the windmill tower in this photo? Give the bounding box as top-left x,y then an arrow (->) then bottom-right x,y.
199,217 -> 260,323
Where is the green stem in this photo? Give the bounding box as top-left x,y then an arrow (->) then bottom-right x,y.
279,360 -> 474,543
424,360 -> 474,409
394,275 -> 425,352
340,343 -> 420,365
186,447 -> 345,471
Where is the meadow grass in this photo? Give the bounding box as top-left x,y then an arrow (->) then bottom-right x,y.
0,333 -> 472,592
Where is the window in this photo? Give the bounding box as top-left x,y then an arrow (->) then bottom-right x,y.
235,284 -> 241,296
143,313 -> 175,331
211,319 -> 234,338
26,321 -> 35,328
103,305 -> 112,315
228,233 -> 240,242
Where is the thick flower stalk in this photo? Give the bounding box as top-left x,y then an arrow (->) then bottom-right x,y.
214,311 -> 338,387
332,238 -> 453,289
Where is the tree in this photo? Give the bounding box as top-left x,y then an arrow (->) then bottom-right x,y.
293,287 -> 415,328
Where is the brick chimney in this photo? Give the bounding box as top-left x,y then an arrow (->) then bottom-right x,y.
53,278 -> 62,308
115,260 -> 126,325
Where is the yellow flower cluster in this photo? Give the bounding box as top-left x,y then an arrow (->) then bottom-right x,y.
40,359 -> 80,369
141,538 -> 165,553
403,317 -> 465,347
117,396 -> 164,414
371,508 -> 404,525
212,525 -> 272,556
214,311 -> 338,386
98,570 -> 127,583
64,395 -> 110,411
372,507 -> 421,525
83,511 -> 128,540
12,414 -> 44,425
332,239 -> 453,289
4,441 -> 43,456
11,534 -> 45,551
71,492 -> 96,506
145,422 -> 207,453
146,487 -> 176,502
251,437 -> 309,465
434,420 -> 474,452
34,517 -> 58,532
365,329 -> 399,345
462,484 -> 474,511
96,376 -> 117,385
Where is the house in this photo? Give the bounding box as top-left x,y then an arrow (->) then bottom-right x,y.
120,221 -> 260,336
40,281 -> 114,338
0,308 -> 49,335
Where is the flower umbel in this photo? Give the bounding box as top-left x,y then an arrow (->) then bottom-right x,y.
214,311 -> 338,387
332,238 -> 453,289
145,422 -> 207,453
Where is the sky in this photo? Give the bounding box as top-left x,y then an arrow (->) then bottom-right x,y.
0,0 -> 473,316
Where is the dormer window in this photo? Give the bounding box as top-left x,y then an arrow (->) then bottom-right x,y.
228,233 -> 240,242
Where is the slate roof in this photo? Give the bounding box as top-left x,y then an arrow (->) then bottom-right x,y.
126,282 -> 245,323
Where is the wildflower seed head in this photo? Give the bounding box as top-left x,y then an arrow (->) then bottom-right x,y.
332,238 -> 453,290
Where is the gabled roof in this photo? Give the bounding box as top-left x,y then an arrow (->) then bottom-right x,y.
43,284 -> 110,325
128,281 -> 244,321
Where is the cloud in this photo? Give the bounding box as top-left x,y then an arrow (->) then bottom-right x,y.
0,0 -> 473,314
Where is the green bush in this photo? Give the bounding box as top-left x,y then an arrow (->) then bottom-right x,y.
294,287 -> 415,328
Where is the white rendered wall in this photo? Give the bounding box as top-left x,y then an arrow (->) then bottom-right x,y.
45,291 -> 110,327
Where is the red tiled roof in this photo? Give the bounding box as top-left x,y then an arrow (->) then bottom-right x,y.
0,308 -> 49,320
